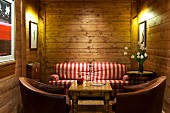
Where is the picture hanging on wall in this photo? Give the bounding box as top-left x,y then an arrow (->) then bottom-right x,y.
0,0 -> 15,63
29,21 -> 38,50
139,21 -> 146,48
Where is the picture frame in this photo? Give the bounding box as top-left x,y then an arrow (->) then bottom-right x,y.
29,21 -> 38,50
0,0 -> 15,63
139,21 -> 146,48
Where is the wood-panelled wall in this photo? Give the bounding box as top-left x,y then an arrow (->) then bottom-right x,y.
136,0 -> 170,112
44,1 -> 132,77
25,0 -> 39,63
0,0 -> 23,112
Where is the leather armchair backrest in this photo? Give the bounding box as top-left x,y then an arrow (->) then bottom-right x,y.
19,77 -> 69,113
116,76 -> 166,113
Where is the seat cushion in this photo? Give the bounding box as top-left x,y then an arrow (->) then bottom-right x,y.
92,62 -> 127,80
54,62 -> 90,80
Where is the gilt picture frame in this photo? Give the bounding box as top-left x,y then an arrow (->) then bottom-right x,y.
0,0 -> 15,63
29,21 -> 38,50
139,21 -> 146,48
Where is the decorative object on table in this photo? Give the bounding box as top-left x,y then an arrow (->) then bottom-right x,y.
124,42 -> 147,72
77,74 -> 83,85
91,83 -> 105,86
29,21 -> 38,50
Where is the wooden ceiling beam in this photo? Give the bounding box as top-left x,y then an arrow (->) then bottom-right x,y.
40,0 -> 137,3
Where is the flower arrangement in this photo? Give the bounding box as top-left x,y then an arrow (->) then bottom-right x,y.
124,42 -> 147,72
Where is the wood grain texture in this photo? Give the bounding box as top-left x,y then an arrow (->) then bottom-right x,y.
0,0 -> 26,112
0,61 -> 15,79
41,0 -> 136,3
44,1 -> 132,78
38,3 -> 46,83
25,0 -> 39,63
137,0 -> 170,112
0,75 -> 21,113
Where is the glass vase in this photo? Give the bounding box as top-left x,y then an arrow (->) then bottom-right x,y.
138,62 -> 144,73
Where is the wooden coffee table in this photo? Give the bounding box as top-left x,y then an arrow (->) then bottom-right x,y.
69,81 -> 112,113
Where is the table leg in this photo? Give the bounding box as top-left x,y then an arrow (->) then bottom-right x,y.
130,76 -> 135,85
71,92 -> 78,113
104,92 -> 110,113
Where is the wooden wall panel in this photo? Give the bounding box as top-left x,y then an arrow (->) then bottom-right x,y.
45,2 -> 132,8
0,0 -> 25,112
45,2 -> 132,77
136,0 -> 170,112
0,75 -> 21,113
25,0 -> 39,63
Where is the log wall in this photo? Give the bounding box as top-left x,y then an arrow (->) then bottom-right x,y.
45,1 -> 132,77
136,0 -> 170,112
0,0 -> 23,112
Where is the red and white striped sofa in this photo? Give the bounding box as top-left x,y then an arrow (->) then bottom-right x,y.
49,62 -> 130,97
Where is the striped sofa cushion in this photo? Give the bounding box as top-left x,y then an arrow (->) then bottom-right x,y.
92,62 -> 127,80
54,62 -> 90,80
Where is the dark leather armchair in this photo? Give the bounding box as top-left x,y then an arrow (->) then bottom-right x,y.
113,76 -> 166,113
19,77 -> 71,113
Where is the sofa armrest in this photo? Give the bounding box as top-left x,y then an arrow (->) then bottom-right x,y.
123,75 -> 129,81
49,74 -> 60,81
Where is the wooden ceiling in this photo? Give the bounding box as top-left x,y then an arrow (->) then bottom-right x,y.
40,0 -> 137,3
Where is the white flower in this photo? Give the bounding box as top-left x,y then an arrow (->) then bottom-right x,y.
140,47 -> 145,51
141,43 -> 144,47
124,52 -> 128,55
137,52 -> 140,56
137,55 -> 141,58
144,53 -> 147,57
141,55 -> 144,59
138,41 -> 141,45
124,47 -> 128,50
131,55 -> 134,59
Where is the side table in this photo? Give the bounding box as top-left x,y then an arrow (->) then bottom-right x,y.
127,71 -> 156,84
26,62 -> 40,81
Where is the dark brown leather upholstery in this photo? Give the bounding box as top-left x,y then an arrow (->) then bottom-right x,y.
19,77 -> 71,113
114,76 -> 166,113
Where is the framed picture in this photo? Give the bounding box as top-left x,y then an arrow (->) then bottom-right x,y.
0,0 -> 15,63
29,21 -> 38,49
139,21 -> 146,47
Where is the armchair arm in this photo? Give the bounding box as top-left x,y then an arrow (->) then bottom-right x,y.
123,78 -> 157,92
30,79 -> 64,94
37,83 -> 65,94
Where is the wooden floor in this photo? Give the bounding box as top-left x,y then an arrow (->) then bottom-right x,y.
70,100 -> 115,113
